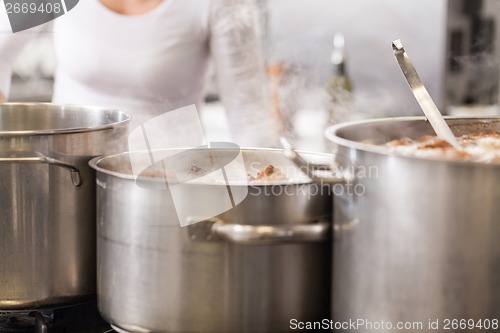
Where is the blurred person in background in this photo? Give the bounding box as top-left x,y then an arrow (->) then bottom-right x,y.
0,0 -> 280,147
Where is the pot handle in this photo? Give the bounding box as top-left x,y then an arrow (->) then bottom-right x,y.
209,219 -> 330,245
0,156 -> 82,187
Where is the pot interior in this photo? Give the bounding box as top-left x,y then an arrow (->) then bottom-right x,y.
328,117 -> 500,145
90,147 -> 332,185
0,103 -> 130,134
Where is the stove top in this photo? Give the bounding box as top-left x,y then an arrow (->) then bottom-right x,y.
0,301 -> 115,333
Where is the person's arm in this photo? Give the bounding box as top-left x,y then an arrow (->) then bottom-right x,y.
0,9 -> 40,101
209,0 -> 280,147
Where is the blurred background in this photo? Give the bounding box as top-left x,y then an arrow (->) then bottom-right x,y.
9,0 -> 500,150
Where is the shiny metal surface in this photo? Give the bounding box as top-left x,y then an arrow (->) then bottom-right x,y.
0,103 -> 129,310
392,40 -> 460,148
0,155 -> 82,186
279,137 -> 316,178
90,149 -> 332,333
210,219 -> 330,245
326,117 -> 500,332
280,136 -> 344,185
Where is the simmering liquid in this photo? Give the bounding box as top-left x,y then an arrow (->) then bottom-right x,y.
385,132 -> 500,163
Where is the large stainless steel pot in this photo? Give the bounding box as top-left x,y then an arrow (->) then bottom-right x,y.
326,116 -> 500,332
0,103 -> 130,310
89,147 -> 333,333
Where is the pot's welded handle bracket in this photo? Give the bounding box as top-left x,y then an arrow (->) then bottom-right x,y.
0,155 -> 82,187
188,218 -> 331,245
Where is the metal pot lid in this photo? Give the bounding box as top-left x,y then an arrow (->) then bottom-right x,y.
0,103 -> 130,136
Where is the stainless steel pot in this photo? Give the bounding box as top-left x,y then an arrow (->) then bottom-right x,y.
0,103 -> 130,310
326,116 -> 500,332
89,147 -> 333,333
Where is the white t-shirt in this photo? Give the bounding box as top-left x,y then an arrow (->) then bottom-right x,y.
0,0 -> 276,147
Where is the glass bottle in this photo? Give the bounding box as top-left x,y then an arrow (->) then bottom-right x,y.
325,33 -> 355,126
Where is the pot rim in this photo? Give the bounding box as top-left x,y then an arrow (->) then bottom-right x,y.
325,116 -> 500,168
89,147 -> 333,186
0,102 -> 130,136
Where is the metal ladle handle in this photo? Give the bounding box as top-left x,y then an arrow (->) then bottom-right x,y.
392,39 -> 461,149
279,137 -> 344,185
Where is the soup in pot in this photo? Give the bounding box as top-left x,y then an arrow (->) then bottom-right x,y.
385,132 -> 500,163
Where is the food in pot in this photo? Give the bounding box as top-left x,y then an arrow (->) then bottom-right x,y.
385,132 -> 500,163
140,163 -> 289,183
247,164 -> 287,181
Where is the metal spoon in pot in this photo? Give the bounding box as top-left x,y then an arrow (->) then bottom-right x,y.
279,137 -> 344,185
392,39 -> 461,149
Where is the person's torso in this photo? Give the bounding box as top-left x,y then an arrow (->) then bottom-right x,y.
52,0 -> 212,123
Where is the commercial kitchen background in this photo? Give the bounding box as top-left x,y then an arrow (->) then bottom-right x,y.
8,0 -> 500,150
